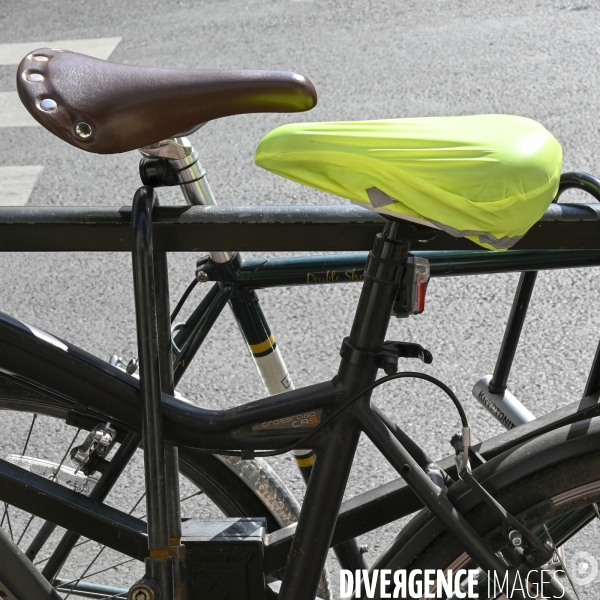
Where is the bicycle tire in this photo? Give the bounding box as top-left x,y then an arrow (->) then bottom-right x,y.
369,417 -> 600,600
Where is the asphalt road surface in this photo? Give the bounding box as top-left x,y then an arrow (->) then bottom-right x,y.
2,0 -> 600,597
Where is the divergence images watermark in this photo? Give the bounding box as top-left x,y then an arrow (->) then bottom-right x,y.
339,568 -> 571,599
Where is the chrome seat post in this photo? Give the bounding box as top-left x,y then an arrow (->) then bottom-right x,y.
139,137 -> 215,206
139,136 -> 234,264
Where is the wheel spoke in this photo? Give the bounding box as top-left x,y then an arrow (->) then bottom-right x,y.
2,503 -> 14,541
542,524 -> 581,600
181,490 -> 203,503
3,416 -> 41,544
55,491 -> 147,598
128,493 -> 146,517
55,557 -> 137,589
17,513 -> 36,545
53,580 -> 129,600
36,539 -> 94,566
52,428 -> 82,482
99,591 -> 128,600
21,413 -> 38,455
62,544 -> 108,600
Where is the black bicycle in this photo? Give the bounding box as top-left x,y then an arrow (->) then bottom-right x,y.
3,46 -> 600,600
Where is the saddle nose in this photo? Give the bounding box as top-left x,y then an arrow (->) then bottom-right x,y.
17,48 -> 317,154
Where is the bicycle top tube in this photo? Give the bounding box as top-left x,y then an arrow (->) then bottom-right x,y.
196,248 -> 600,289
0,310 -> 341,452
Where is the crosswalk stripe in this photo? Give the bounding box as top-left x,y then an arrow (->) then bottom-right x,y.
0,166 -> 44,206
0,92 -> 38,127
0,37 -> 122,65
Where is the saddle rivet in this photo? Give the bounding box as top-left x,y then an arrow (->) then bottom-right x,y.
31,55 -> 49,62
75,122 -> 93,139
39,99 -> 57,112
25,73 -> 44,82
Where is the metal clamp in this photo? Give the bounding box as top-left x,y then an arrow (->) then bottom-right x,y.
70,422 -> 116,474
109,354 -> 139,375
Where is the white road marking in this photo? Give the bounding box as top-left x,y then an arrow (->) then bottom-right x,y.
0,166 -> 44,206
0,37 -> 122,65
0,92 -> 38,127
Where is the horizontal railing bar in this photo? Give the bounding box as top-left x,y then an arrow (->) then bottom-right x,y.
0,203 -> 598,251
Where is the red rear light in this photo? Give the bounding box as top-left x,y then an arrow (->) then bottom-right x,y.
392,255 -> 430,318
413,257 -> 430,313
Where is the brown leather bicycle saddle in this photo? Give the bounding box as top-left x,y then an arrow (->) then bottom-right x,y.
17,48 -> 317,154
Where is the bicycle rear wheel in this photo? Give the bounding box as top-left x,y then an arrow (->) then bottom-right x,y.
0,376 -> 297,599
372,417 -> 600,600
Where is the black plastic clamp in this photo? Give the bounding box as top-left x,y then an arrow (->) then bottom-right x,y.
339,337 -> 433,374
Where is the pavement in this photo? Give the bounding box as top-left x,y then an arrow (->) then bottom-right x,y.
1,0 -> 600,597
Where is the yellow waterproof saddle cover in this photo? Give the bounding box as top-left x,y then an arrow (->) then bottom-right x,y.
255,114 -> 562,250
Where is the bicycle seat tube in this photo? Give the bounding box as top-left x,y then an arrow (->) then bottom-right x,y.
278,220 -> 411,600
